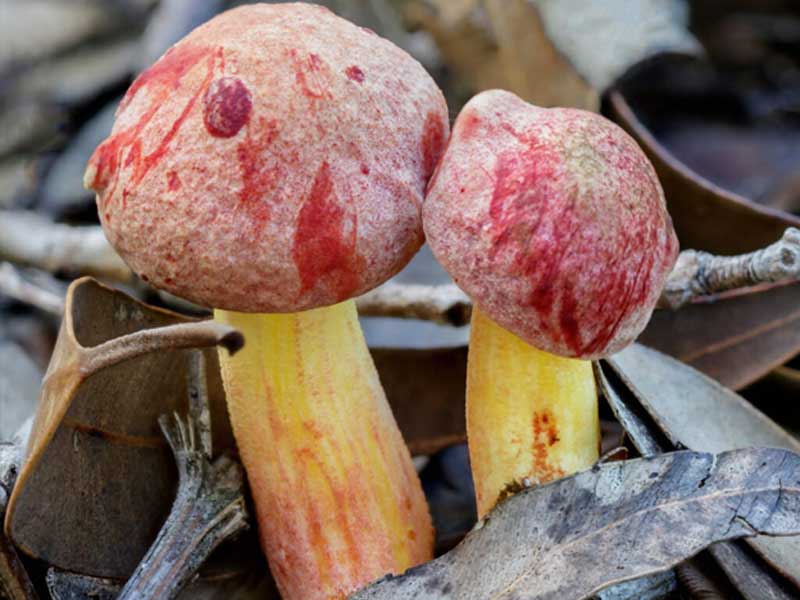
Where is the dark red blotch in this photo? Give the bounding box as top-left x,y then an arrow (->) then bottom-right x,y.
489,126 -> 661,356
88,45 -> 218,204
345,65 -> 365,83
421,112 -> 446,182
203,76 -> 253,138
293,162 -> 360,300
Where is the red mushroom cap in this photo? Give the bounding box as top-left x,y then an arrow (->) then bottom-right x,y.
424,90 -> 678,359
85,3 -> 448,312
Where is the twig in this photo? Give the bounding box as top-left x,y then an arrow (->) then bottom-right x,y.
0,262 -> 65,315
117,356 -> 248,600
46,568 -> 117,600
356,282 -> 471,326
187,351 -> 212,460
81,321 -> 244,374
659,228 -> 800,310
3,213 -> 798,322
0,211 -> 129,281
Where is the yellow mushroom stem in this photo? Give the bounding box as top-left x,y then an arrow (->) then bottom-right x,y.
215,300 -> 433,600
467,305 -> 600,518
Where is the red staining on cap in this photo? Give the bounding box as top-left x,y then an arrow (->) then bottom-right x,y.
87,45 -> 217,204
486,119 -> 669,356
167,170 -> 181,191
293,162 -> 360,300
488,134 -> 584,351
345,65 -> 365,83
421,112 -> 445,182
360,164 -> 370,175
458,110 -> 482,140
120,44 -> 211,112
290,50 -> 332,100
236,117 -> 280,226
203,76 -> 253,138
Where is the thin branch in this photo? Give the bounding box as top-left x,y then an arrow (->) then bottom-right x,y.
0,262 -> 65,315
117,358 -> 248,600
187,351 -> 212,460
3,213 -> 798,322
81,321 -> 244,374
356,282 -> 471,326
658,227 -> 800,310
0,211 -> 130,281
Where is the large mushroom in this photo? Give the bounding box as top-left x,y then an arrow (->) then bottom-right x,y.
424,90 -> 678,517
84,4 -> 448,598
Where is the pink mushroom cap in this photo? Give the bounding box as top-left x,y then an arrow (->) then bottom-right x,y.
84,3 -> 448,313
424,90 -> 679,359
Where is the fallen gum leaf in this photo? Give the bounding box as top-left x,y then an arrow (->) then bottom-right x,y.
352,447 -> 800,600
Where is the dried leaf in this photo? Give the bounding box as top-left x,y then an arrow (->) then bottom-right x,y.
605,343 -> 800,586
597,359 -> 798,599
4,278 -> 242,578
373,346 -> 467,455
592,571 -> 677,600
353,447 -> 800,600
641,282 -> 800,390
45,566 -> 278,600
607,92 -> 800,255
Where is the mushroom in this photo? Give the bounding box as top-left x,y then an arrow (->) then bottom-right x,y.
83,4 -> 448,599
423,90 -> 678,517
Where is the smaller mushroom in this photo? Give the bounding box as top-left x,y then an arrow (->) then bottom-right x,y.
424,90 -> 678,517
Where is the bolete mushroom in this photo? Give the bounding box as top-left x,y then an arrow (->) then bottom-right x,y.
83,4 -> 448,598
424,90 -> 678,517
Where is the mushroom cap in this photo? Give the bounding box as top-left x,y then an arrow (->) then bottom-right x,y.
424,90 -> 678,359
85,3 -> 448,312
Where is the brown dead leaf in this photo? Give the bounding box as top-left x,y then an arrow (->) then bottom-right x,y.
605,343 -> 800,587
607,92 -> 800,255
597,359 -> 799,600
640,282 -> 800,390
5,277 -> 242,578
353,447 -> 800,600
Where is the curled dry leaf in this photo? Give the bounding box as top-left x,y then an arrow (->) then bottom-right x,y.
353,447 -> 800,600
597,359 -> 798,600
605,343 -> 800,587
607,92 -> 800,255
4,277 -> 242,578
642,281 -> 800,390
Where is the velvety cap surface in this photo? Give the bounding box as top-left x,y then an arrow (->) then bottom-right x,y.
85,3 -> 448,312
424,90 -> 678,358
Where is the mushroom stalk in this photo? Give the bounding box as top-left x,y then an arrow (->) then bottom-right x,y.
467,306 -> 598,517
215,300 -> 433,599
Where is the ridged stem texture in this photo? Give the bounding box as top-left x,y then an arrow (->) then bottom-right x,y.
215,300 -> 433,600
467,305 -> 600,518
